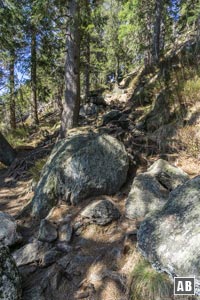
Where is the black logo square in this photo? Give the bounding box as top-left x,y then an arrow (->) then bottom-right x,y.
174,277 -> 195,295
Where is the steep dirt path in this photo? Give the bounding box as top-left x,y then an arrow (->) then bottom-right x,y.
0,168 -> 33,216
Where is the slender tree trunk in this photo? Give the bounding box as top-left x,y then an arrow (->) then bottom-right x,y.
152,0 -> 163,63
31,28 -> 39,125
196,14 -> 200,52
115,56 -> 120,84
60,0 -> 80,138
84,0 -> 91,102
56,85 -> 64,115
0,132 -> 16,166
85,40 -> 90,102
19,89 -> 26,130
9,50 -> 16,129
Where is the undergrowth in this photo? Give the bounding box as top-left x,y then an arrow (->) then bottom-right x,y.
176,125 -> 200,158
130,259 -> 173,300
29,158 -> 47,183
5,127 -> 31,147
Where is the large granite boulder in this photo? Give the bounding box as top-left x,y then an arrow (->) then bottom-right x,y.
126,159 -> 189,219
0,244 -> 21,300
30,133 -> 129,218
138,176 -> 200,294
0,212 -> 22,246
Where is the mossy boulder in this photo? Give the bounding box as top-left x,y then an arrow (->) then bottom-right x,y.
30,132 -> 129,218
126,159 -> 189,219
138,176 -> 200,294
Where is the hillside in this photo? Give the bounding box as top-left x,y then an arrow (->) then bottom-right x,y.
0,32 -> 200,300
0,1 -> 200,299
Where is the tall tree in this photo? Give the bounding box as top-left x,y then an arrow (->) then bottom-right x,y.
83,0 -> 91,101
60,0 -> 81,137
152,0 -> 164,62
0,0 -> 23,129
30,25 -> 39,125
9,49 -> 16,129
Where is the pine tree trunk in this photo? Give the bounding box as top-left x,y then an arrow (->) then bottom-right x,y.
152,0 -> 163,63
60,0 -> 80,138
56,85 -> 64,115
31,28 -> 39,125
9,50 -> 16,129
115,56 -> 120,84
84,0 -> 91,102
0,132 -> 16,166
85,40 -> 90,102
196,14 -> 200,51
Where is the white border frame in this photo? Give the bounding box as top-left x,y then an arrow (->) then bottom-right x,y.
174,277 -> 196,295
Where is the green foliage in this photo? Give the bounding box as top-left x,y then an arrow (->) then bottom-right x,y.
130,259 -> 173,300
182,76 -> 200,104
118,0 -> 147,64
29,158 -> 47,183
0,0 -> 200,132
5,127 -> 30,146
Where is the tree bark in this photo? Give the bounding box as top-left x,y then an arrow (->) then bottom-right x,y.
0,132 -> 16,166
115,55 -> 120,84
60,0 -> 80,138
9,50 -> 16,129
196,13 -> 200,52
152,0 -> 163,63
56,85 -> 64,115
31,27 -> 39,125
84,0 -> 91,102
85,39 -> 90,102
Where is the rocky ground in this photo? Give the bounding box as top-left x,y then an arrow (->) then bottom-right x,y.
0,85 -> 200,300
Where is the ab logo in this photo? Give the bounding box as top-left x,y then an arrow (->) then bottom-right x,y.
174,277 -> 195,295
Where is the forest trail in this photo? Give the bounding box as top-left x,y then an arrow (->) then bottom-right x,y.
0,175 -> 31,216
0,0 -> 200,299
0,93 -> 148,300
1,82 -> 200,300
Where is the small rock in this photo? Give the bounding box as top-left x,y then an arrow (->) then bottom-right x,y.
38,219 -> 58,242
56,242 -> 72,253
41,249 -> 61,267
58,223 -> 73,243
102,110 -> 122,125
74,221 -> 83,231
12,240 -> 48,267
110,247 -> 122,260
45,205 -> 70,224
0,212 -> 22,246
81,199 -> 120,225
75,291 -> 90,299
79,103 -> 98,117
57,255 -> 70,269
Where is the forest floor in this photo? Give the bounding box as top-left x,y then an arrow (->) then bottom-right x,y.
0,86 -> 200,300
